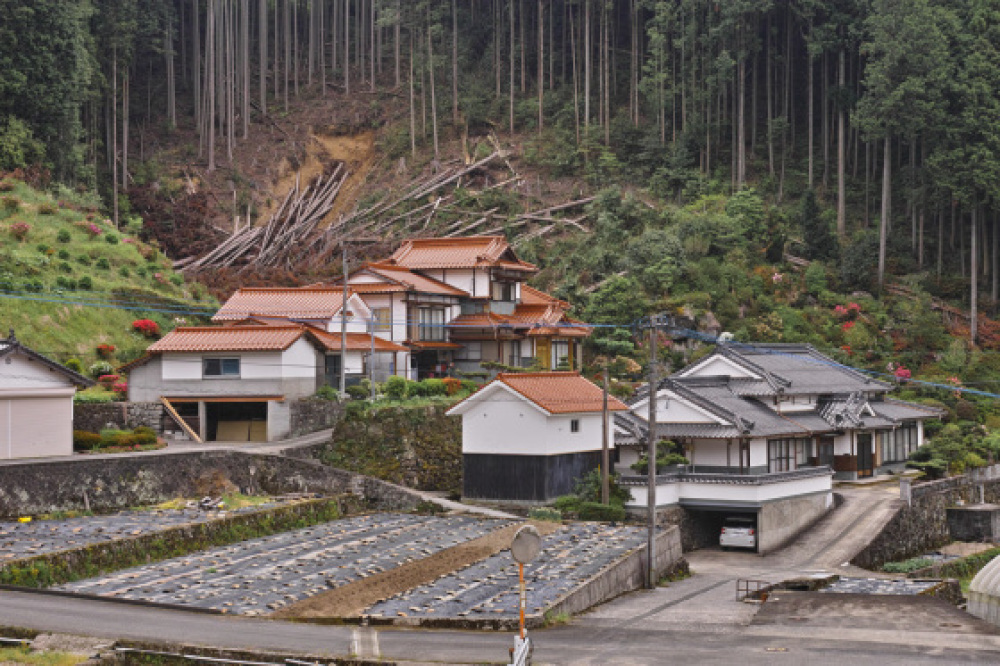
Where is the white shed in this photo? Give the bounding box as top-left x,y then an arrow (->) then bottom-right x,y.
0,331 -> 94,459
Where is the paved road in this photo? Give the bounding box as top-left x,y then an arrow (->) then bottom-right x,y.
4,484 -> 1000,663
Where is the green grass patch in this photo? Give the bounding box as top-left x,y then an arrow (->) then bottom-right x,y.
882,556 -> 937,574
0,179 -> 216,370
0,646 -> 86,665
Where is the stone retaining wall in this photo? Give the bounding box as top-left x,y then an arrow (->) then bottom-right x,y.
0,450 -> 424,519
288,399 -> 345,438
852,475 -> 1000,570
74,402 -> 165,434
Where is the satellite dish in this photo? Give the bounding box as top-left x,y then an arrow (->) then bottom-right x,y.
510,525 -> 542,564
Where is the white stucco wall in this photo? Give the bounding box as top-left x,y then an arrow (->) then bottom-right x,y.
162,353 -> 203,380
691,439 -> 730,466
631,390 -> 725,424
458,386 -> 609,456
679,355 -> 759,379
625,472 -> 833,508
0,354 -> 78,390
281,338 -> 320,379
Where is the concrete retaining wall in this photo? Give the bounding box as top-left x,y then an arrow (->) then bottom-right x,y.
758,491 -> 834,555
542,525 -> 684,623
74,402 -> 165,434
0,450 -> 424,519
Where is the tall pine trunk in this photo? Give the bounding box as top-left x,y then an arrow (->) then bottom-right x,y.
878,135 -> 890,291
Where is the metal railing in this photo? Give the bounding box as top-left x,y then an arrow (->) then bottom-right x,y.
619,465 -> 833,486
736,579 -> 772,602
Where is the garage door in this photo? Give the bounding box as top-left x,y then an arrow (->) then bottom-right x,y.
0,396 -> 73,459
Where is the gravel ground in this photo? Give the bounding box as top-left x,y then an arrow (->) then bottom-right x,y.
365,522 -> 646,619
820,577 -> 940,595
0,503 -> 287,563
58,514 -> 509,616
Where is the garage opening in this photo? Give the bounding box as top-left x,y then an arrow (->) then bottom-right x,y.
683,507 -> 759,553
206,402 -> 267,442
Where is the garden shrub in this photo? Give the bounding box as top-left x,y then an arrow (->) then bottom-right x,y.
1,196 -> 19,212
36,243 -> 49,253
88,361 -> 114,378
578,502 -> 626,522
78,276 -> 92,290
553,495 -> 581,514
529,507 -> 562,522
72,430 -> 102,451
131,319 -> 160,337
420,378 -> 447,396
96,257 -> 110,270
119,266 -> 130,277
64,358 -> 84,373
134,426 -> 156,438
57,249 -> 70,260
105,233 -> 119,245
384,375 -> 408,400
314,385 -> 339,401
345,385 -> 369,400
77,254 -> 91,266
56,229 -> 71,243
37,203 -> 56,215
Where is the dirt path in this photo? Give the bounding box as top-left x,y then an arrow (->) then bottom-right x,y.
273,520 -> 561,620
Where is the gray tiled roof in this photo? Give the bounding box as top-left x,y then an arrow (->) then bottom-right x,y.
871,398 -> 946,422
699,343 -> 893,396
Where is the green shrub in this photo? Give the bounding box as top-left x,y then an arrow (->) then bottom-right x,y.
105,233 -> 120,245
1,196 -> 19,212
578,502 -> 627,522
529,507 -> 562,522
56,229 -> 71,243
64,358 -> 84,373
76,254 -> 91,266
135,266 -> 146,277
57,249 -> 70,260
77,276 -> 92,290
346,385 -> 369,400
553,495 -> 582,514
131,432 -> 157,445
88,361 -> 114,377
58,261 -> 72,273
420,378 -> 448,396
882,557 -> 936,574
344,400 -> 370,419
99,428 -> 130,447
170,275 -> 183,286
96,257 -> 110,270
55,276 -> 76,290
118,266 -> 130,277
314,385 -> 339,401
133,426 -> 156,438
36,243 -> 50,253
72,430 -> 102,451
384,375 -> 408,400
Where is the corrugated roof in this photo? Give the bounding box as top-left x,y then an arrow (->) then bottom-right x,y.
387,236 -> 537,271
213,288 -> 345,322
148,326 -> 307,352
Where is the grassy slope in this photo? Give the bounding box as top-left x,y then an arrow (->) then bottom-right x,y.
0,178 -> 215,373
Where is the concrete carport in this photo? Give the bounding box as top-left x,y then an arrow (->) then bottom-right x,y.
681,501 -> 759,553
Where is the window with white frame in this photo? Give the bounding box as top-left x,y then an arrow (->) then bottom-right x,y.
884,423 -> 918,462
204,358 -> 240,377
551,340 -> 570,369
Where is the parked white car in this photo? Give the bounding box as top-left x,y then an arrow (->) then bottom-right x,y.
720,516 -> 757,551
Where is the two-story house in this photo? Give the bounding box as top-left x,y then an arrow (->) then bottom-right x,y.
348,236 -> 589,378
614,343 -> 942,554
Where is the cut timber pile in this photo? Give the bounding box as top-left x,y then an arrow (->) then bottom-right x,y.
181,148 -> 596,275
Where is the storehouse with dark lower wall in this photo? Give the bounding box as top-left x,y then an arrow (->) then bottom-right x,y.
447,372 -> 628,502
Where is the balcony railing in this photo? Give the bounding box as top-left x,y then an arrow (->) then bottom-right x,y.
618,465 -> 833,487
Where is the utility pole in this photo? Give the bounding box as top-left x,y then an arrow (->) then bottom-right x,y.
636,313 -> 687,590
601,363 -> 610,505
340,242 -> 348,398
645,324 -> 657,589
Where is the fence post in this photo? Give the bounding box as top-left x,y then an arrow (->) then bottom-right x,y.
899,476 -> 912,507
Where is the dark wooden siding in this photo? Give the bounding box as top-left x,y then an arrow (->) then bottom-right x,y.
463,451 -> 602,502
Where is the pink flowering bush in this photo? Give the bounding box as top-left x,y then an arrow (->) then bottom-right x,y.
85,222 -> 102,237
112,381 -> 128,395
894,365 -> 911,380
8,221 -> 29,240
153,272 -> 168,284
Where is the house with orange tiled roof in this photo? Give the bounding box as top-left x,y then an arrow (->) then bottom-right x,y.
447,372 -> 628,502
122,323 -> 407,442
346,236 -> 590,378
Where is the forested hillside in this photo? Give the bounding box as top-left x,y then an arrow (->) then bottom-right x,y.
3,1 -> 1000,447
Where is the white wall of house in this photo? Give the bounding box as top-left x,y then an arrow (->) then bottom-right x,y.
690,439 -> 729,467
625,472 -> 833,508
282,339 -> 320,379
328,294 -> 373,334
0,353 -> 77,459
0,353 -> 77,390
679,355 -> 759,379
774,394 -> 818,412
631,390 -> 726,425
458,386 -> 608,456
